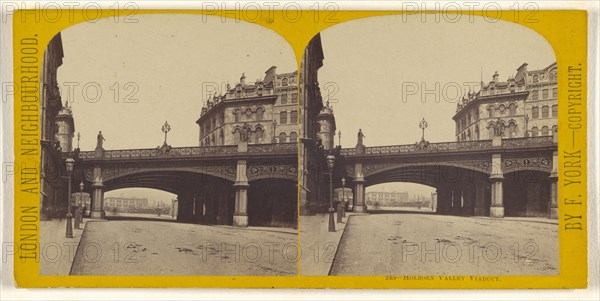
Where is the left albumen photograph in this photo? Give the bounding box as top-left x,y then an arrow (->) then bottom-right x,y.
39,14 -> 299,276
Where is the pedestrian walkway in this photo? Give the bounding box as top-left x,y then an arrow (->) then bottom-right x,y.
39,217 -> 95,275
299,212 -> 361,275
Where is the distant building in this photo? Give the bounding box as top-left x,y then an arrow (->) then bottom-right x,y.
196,66 -> 299,146
365,191 -> 409,206
453,62 -> 557,141
71,192 -> 91,213
104,196 -> 149,213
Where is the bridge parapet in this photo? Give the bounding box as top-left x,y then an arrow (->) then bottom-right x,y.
76,143 -> 297,161
340,137 -> 555,157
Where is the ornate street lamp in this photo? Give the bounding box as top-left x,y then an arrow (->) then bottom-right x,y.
338,130 -> 342,147
161,121 -> 171,145
65,157 -> 75,238
419,118 -> 428,141
326,154 -> 336,232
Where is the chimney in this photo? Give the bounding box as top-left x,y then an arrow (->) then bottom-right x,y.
263,66 -> 277,84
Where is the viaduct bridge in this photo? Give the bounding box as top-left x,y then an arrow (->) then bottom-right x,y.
71,142 -> 298,227
339,135 -> 558,218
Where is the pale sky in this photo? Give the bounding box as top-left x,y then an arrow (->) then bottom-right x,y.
57,14 -> 296,201
317,14 -> 555,196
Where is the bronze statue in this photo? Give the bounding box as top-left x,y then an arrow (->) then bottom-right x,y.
96,131 -> 105,149
357,129 -> 366,145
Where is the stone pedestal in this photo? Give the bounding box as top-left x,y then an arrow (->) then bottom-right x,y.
233,160 -> 249,227
489,153 -> 504,218
94,147 -> 105,159
90,167 -> 105,219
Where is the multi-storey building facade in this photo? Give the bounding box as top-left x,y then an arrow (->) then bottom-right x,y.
104,196 -> 149,212
365,191 -> 409,206
453,62 -> 557,141
196,66 -> 299,146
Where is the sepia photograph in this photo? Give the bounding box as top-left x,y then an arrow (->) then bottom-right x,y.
299,14 -> 559,276
38,14 -> 299,276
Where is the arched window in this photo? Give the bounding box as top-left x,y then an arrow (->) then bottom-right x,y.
487,106 -> 494,118
236,86 -> 242,98
257,87 -> 263,96
541,126 -> 549,136
531,106 -> 539,119
291,93 -> 298,103
509,103 -> 517,116
508,122 -> 517,138
531,126 -> 539,137
280,111 -> 288,124
542,89 -> 549,99
290,111 -> 298,124
256,107 -> 264,120
475,124 -> 480,140
289,132 -> 298,143
487,123 -> 495,138
244,108 -> 252,120
233,128 -> 241,144
282,77 -> 289,86
549,72 -> 557,82
552,125 -> 558,133
542,106 -> 549,118
532,74 -> 539,83
234,109 -> 241,122
552,105 -> 558,117
279,132 -> 287,143
255,127 -> 264,144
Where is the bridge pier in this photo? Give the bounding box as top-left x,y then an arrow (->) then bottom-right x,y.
473,180 -> 488,216
489,153 -> 504,218
90,166 -> 105,219
436,186 -> 452,215
177,190 -> 194,223
233,159 -> 249,227
451,188 -> 462,215
462,185 -> 475,216
193,192 -> 205,223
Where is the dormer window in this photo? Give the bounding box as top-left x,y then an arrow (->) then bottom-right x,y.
532,74 -> 539,83
282,77 -> 289,87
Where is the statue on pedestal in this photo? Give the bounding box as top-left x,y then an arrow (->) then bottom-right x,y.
96,131 -> 105,149
357,129 -> 365,146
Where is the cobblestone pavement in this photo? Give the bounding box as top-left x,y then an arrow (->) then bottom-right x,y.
330,212 -> 558,276
70,220 -> 297,276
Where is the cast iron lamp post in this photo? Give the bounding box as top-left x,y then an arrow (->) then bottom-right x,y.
65,157 -> 75,238
326,154 -> 336,232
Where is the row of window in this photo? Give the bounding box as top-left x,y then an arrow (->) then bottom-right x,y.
530,87 -> 558,100
531,105 -> 558,119
278,110 -> 298,124
531,125 -> 557,137
279,93 -> 299,105
486,103 -> 518,119
531,72 -> 557,83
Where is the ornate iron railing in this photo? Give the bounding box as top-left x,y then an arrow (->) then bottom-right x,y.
77,143 -> 297,160
340,137 -> 555,156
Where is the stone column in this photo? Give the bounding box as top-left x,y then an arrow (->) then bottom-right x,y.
489,153 -> 504,218
462,185 -> 475,216
233,159 -> 249,227
451,188 -> 462,215
353,162 -> 367,213
90,166 -> 105,219
177,191 -> 194,222
474,180 -> 487,216
194,192 -> 205,223
435,187 -> 451,214
549,150 -> 558,219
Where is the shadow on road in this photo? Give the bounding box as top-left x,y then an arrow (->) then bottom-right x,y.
367,209 -> 437,215
106,215 -> 177,223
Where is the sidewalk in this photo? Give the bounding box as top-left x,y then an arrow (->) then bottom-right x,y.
39,217 -> 95,275
299,212 -> 361,276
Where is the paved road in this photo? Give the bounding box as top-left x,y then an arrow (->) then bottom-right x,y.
70,220 -> 297,276
330,212 -> 558,276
